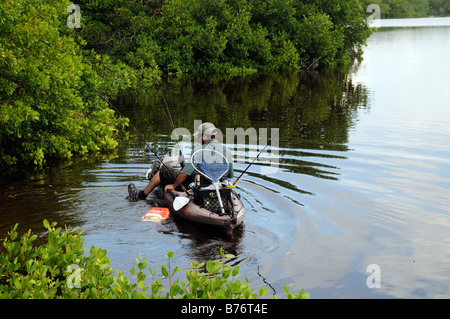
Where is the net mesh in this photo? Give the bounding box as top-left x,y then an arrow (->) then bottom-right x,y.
191,149 -> 229,183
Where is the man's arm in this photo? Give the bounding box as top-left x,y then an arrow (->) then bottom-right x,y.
164,173 -> 188,192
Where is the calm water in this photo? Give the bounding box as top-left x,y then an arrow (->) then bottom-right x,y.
2,18 -> 450,299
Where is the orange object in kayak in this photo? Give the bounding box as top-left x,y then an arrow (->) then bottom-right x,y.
142,207 -> 170,222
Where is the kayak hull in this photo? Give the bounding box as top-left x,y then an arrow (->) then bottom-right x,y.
163,189 -> 245,231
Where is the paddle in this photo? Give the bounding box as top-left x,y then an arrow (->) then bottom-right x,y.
169,190 -> 190,211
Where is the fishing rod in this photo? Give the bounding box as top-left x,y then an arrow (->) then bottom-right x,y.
158,90 -> 183,158
158,90 -> 177,136
232,91 -> 313,186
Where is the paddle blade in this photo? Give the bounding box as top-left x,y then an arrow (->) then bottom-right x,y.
173,196 -> 189,211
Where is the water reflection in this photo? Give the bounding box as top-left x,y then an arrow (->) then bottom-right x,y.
105,70 -> 371,281
166,216 -> 245,263
1,70 -> 369,287
0,160 -> 104,240
117,70 -> 369,180
6,66 -> 378,302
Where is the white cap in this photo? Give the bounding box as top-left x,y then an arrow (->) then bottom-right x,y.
193,122 -> 217,138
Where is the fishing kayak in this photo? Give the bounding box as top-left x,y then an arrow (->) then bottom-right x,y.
144,150 -> 244,232
162,185 -> 245,232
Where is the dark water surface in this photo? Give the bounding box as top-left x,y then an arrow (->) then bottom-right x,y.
2,18 -> 450,298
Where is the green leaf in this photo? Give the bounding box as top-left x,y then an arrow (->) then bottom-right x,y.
211,263 -> 221,275
14,278 -> 21,290
222,265 -> 231,279
22,290 -> 31,299
232,266 -> 240,277
171,265 -> 180,277
259,287 -> 268,297
161,264 -> 169,277
170,282 -> 182,297
152,281 -> 162,294
206,260 -> 216,274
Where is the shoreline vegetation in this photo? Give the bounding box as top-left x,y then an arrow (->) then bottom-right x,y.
1,0 -> 448,168
0,220 -> 310,299
1,0 -> 373,168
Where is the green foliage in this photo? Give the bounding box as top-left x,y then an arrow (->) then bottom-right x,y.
360,0 -> 450,18
1,0 -> 373,168
284,284 -> 310,299
79,0 -> 372,77
428,0 -> 450,16
0,0 -> 159,168
0,220 -> 309,299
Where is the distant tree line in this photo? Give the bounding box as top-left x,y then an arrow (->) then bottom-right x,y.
361,0 -> 450,18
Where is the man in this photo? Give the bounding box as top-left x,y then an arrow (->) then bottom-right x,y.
128,122 -> 233,201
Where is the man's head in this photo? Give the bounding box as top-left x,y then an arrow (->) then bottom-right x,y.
194,122 -> 217,142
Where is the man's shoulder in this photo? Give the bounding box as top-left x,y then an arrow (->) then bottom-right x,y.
204,140 -> 230,152
203,139 -> 222,149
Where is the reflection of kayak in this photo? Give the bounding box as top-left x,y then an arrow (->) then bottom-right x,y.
161,186 -> 245,233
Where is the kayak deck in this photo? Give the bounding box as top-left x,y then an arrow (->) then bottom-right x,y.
162,188 -> 245,231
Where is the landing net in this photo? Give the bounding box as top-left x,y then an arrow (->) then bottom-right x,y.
191,149 -> 229,183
